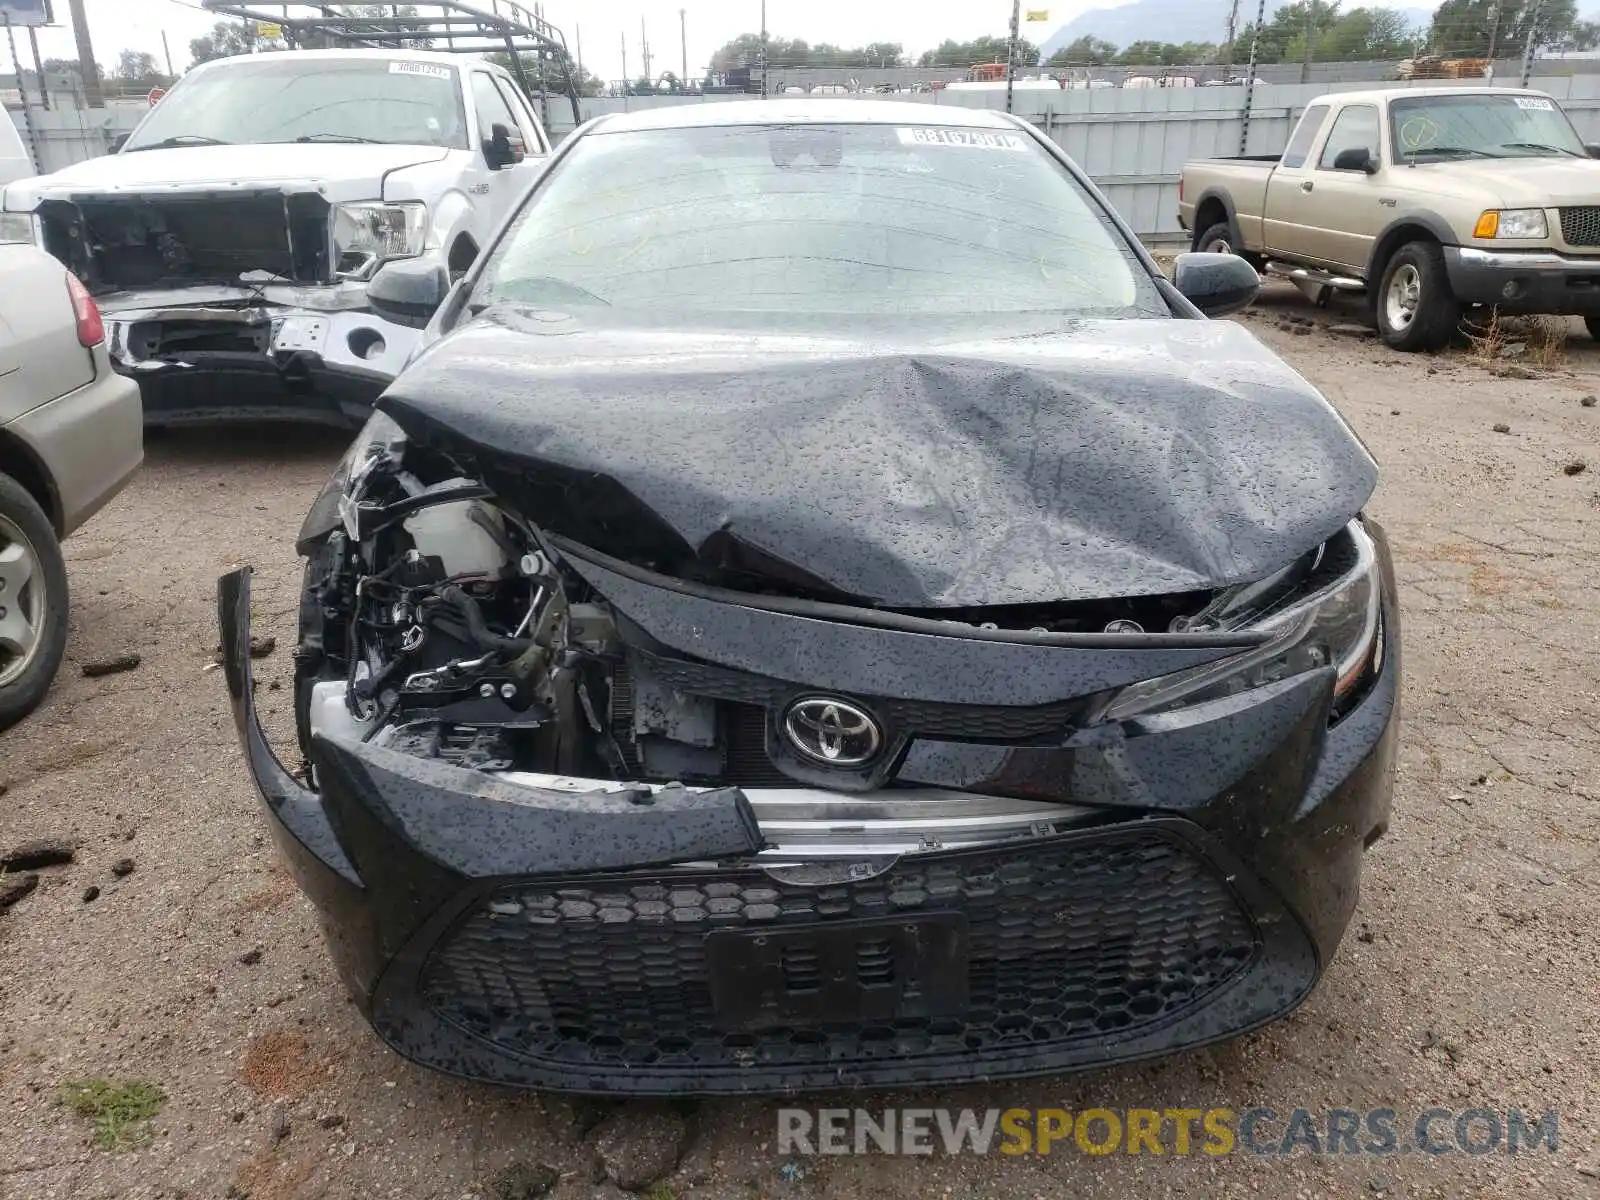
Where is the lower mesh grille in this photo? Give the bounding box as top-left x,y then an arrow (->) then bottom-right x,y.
1560,206 -> 1600,247
420,828 -> 1261,1075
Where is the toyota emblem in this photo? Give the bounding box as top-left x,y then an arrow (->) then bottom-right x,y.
782,697 -> 883,766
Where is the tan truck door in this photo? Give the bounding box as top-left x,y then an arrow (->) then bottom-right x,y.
1262,103 -> 1332,260
1301,103 -> 1387,271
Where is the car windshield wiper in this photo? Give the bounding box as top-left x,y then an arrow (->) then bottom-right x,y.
1500,141 -> 1582,157
125,134 -> 232,151
294,133 -> 385,144
1410,146 -> 1493,159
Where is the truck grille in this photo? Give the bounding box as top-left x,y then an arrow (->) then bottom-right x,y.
1559,207 -> 1600,247
419,828 -> 1260,1077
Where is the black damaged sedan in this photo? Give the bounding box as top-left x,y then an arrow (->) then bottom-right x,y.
219,101 -> 1398,1095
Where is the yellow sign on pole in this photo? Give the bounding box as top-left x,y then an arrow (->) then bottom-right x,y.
256,21 -> 282,38
1025,9 -> 1050,20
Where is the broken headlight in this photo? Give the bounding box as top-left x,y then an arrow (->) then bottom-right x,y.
296,411 -> 409,551
334,201 -> 428,276
1099,520 -> 1384,723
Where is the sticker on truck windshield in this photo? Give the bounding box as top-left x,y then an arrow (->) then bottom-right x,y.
1513,96 -> 1555,111
390,61 -> 451,79
896,128 -> 1027,151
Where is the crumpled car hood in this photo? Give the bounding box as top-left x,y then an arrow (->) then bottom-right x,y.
379,310 -> 1378,607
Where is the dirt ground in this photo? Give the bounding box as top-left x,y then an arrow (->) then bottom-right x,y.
2,282 -> 1599,1200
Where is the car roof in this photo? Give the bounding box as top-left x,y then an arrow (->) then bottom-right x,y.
189,48 -> 492,71
588,99 -> 1028,134
1319,85 -> 1552,105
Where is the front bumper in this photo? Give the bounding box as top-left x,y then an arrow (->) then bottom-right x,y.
1444,245 -> 1600,313
217,552 -> 1399,1095
103,288 -> 420,426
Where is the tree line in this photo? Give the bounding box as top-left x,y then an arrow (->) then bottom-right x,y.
708,0 -> 1599,74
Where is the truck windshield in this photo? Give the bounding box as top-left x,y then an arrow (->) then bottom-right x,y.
1389,94 -> 1585,161
476,123 -> 1162,317
124,58 -> 468,151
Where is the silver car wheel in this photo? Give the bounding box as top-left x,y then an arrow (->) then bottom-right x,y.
0,514 -> 45,688
1203,235 -> 1233,254
1384,263 -> 1421,331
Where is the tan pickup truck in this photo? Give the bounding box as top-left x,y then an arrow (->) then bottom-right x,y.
1178,86 -> 1600,350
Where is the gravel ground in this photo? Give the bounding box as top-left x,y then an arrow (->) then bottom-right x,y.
2,283 -> 1598,1200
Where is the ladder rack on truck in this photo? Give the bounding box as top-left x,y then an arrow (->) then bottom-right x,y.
201,0 -> 583,127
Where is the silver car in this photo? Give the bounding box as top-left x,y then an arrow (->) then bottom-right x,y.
1,241 -> 144,729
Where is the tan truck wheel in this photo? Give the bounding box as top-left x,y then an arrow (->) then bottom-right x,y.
1375,242 -> 1459,352
1194,222 -> 1263,271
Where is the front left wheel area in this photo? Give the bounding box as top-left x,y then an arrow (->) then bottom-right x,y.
1374,241 -> 1459,352
0,472 -> 70,733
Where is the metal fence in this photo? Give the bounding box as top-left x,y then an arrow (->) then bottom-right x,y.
545,74 -> 1600,242
9,71 -> 1600,242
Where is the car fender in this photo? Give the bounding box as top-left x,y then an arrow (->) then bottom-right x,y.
1191,187 -> 1246,250
382,152 -> 481,263
1364,209 -> 1460,283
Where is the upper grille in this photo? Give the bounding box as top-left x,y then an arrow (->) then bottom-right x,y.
1559,207 -> 1600,247
633,647 -> 1088,740
420,828 -> 1260,1077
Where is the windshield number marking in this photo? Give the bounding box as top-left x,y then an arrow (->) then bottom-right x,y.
896,128 -> 1027,151
1513,96 -> 1555,111
390,61 -> 451,79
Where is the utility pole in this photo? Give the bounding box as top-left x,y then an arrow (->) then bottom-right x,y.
1222,0 -> 1240,80
575,24 -> 583,83
759,0 -> 768,98
621,30 -> 628,93
1486,1 -> 1502,61
27,23 -> 49,110
641,16 -> 651,82
1301,1 -> 1316,84
1238,0 -> 1267,154
680,8 -> 688,83
65,0 -> 104,108
1520,0 -> 1546,86
1005,0 -> 1020,113
161,31 -> 175,79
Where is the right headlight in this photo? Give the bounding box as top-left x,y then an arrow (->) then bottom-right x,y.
1473,208 -> 1549,240
0,210 -> 35,244
333,201 -> 429,277
1098,520 -> 1384,724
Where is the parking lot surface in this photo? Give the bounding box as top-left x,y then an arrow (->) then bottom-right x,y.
2,284 -> 1598,1199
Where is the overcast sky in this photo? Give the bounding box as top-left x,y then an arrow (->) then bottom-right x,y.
5,0 -> 1100,83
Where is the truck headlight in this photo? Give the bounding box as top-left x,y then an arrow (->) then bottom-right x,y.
1097,520 -> 1384,724
333,202 -> 428,276
0,211 -> 35,244
1473,209 -> 1548,240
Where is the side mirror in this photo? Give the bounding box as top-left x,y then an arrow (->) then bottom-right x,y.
1586,143 -> 1600,159
109,132 -> 130,153
1173,251 -> 1260,318
1332,146 -> 1377,173
482,122 -> 525,170
367,259 -> 450,329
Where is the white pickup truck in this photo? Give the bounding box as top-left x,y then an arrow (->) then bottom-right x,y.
0,46 -> 554,425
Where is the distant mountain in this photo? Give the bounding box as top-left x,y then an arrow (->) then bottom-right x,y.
1039,0 -> 1433,58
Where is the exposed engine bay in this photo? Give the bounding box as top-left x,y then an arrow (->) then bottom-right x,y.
294,414 -> 1382,792
38,192 -> 330,294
